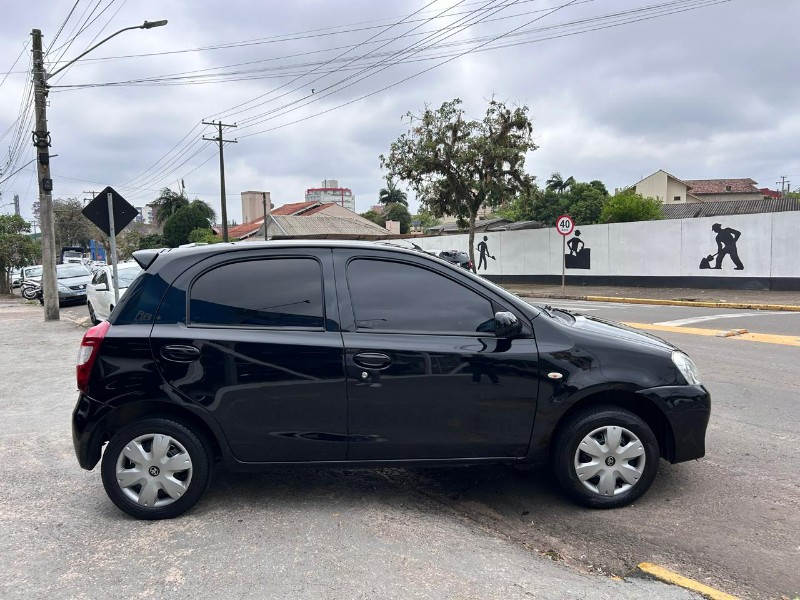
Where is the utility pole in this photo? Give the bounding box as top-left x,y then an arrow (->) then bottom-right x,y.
776,175 -> 789,197
262,191 -> 269,241
13,194 -> 20,216
31,29 -> 58,320
202,121 -> 237,242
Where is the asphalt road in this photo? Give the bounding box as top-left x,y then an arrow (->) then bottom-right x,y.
0,299 -> 702,600
5,293 -> 800,598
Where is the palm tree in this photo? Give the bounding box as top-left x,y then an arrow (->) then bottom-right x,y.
545,172 -> 564,194
153,188 -> 190,225
545,172 -> 575,195
378,179 -> 408,206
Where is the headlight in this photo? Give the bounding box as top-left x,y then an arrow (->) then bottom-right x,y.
672,351 -> 701,385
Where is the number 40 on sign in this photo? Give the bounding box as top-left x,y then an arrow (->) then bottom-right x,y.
557,215 -> 575,236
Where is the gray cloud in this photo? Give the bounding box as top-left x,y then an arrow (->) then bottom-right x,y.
1,0 -> 798,223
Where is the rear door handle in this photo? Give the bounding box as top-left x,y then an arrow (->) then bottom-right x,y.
161,344 -> 201,363
353,352 -> 392,370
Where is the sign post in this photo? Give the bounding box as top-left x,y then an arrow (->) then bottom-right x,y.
556,214 -> 575,294
82,186 -> 138,304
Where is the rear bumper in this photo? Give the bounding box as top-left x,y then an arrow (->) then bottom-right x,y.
637,384 -> 711,463
72,393 -> 111,470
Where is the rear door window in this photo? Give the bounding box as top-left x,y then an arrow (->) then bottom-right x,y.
189,258 -> 324,329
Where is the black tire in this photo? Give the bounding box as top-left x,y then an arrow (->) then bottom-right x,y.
87,302 -> 99,325
22,286 -> 37,300
101,418 -> 211,520
553,406 -> 659,509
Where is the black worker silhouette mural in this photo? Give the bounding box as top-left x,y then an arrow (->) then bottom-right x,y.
475,236 -> 496,271
699,223 -> 744,270
565,230 -> 591,269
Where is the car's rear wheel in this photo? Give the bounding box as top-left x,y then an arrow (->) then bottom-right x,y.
87,302 -> 99,325
553,406 -> 659,508
100,418 -> 210,520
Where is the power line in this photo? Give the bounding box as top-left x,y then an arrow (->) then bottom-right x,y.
0,40 -> 30,90
88,0 -> 731,200
44,1 -> 81,56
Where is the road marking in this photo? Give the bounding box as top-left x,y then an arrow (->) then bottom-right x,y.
636,563 -> 740,600
623,322 -> 800,347
654,311 -> 787,327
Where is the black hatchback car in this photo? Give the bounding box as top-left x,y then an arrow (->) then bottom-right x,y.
72,241 -> 710,519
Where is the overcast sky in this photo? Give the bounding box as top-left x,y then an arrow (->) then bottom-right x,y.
1,0 -> 798,224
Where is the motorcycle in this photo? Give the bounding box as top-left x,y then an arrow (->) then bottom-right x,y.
20,279 -> 42,302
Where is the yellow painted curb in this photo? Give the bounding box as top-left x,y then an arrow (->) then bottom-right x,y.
636,562 -> 740,600
623,322 -> 800,347
585,296 -> 800,312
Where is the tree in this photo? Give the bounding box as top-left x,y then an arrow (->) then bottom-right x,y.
0,215 -> 39,294
383,202 -> 412,234
187,228 -> 220,244
152,188 -> 190,225
163,202 -> 215,247
53,198 -> 107,250
600,189 -> 663,223
360,210 -> 385,226
378,178 -> 408,206
382,98 -> 536,272
412,208 -> 440,231
545,172 -> 575,195
567,182 -> 607,225
138,233 -> 166,250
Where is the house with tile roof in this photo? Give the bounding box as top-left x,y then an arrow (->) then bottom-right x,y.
633,170 -> 702,204
214,200 -> 391,241
682,178 -> 766,202
633,170 -> 780,205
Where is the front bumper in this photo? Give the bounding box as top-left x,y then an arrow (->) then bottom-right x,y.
59,289 -> 87,302
637,384 -> 711,463
72,393 -> 111,470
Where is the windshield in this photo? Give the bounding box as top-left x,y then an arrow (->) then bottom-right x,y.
57,265 -> 91,279
24,266 -> 43,278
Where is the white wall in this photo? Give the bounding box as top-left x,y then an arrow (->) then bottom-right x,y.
414,212 -> 800,282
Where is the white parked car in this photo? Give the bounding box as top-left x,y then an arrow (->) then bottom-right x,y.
86,262 -> 142,324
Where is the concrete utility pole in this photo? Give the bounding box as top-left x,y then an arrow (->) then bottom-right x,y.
31,29 -> 58,320
202,121 -> 237,242
776,175 -> 789,197
30,19 -> 168,322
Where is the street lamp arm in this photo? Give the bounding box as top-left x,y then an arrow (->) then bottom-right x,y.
45,20 -> 168,81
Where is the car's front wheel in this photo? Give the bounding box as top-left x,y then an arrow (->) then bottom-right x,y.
100,418 -> 211,519
553,406 -> 659,508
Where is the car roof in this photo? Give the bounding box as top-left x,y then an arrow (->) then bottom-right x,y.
133,240 -> 430,271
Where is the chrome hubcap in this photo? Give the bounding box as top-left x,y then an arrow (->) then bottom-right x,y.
115,434 -> 192,508
574,425 -> 646,497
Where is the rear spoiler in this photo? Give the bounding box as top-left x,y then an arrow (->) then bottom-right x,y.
131,248 -> 166,270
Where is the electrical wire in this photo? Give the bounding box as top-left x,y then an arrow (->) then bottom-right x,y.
78,0 -> 731,201
44,1 -> 81,56
0,41 -> 30,91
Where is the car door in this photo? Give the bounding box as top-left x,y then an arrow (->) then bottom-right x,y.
334,249 -> 539,461
94,270 -> 110,318
149,249 -> 348,463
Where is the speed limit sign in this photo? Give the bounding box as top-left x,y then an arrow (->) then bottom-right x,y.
556,214 -> 574,236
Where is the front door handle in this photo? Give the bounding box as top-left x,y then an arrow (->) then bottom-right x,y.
353,352 -> 392,370
161,344 -> 201,363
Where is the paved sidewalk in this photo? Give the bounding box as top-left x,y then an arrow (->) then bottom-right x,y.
502,283 -> 800,308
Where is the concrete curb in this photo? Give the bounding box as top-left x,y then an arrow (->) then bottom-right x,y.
512,292 -> 800,312
635,563 -> 740,600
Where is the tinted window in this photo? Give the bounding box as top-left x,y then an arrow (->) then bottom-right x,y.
190,258 -> 324,329
347,259 -> 494,334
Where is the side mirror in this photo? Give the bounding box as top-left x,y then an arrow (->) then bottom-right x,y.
494,311 -> 522,338
95,283 -> 108,291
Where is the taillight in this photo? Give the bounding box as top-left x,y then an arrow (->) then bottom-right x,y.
76,320 -> 110,392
